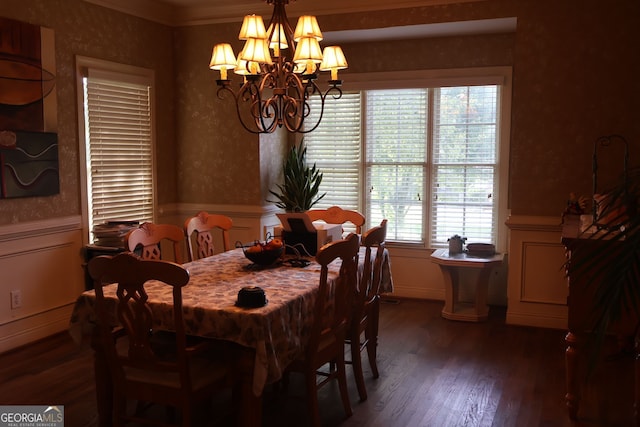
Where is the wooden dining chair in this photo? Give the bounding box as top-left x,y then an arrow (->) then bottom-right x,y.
183,211 -> 233,262
348,219 -> 388,401
87,252 -> 231,427
284,232 -> 360,427
125,222 -> 184,264
306,206 -> 366,234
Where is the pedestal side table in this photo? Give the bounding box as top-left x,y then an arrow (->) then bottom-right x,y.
430,249 -> 504,322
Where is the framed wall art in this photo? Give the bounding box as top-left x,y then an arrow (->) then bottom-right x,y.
0,17 -> 58,198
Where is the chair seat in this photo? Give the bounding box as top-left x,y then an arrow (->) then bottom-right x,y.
289,330 -> 342,368
124,356 -> 228,391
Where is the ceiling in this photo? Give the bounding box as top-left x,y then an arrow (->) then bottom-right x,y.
84,0 -> 516,42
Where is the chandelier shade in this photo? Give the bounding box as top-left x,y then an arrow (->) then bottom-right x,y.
209,43 -> 237,80
239,38 -> 273,65
293,15 -> 322,41
238,15 -> 267,40
268,23 -> 289,50
320,46 -> 348,81
293,37 -> 323,73
210,0 -> 347,134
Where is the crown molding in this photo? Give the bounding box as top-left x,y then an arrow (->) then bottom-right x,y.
323,17 -> 516,44
84,0 -> 488,26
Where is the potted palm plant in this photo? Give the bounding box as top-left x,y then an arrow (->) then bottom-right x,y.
268,141 -> 325,212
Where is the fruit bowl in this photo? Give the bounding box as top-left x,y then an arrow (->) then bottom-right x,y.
238,238 -> 284,266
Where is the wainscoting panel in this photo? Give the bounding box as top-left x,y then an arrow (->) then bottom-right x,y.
0,216 -> 85,353
386,247 -> 444,301
505,215 -> 568,329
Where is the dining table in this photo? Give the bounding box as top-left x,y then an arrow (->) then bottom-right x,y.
68,245 -> 393,427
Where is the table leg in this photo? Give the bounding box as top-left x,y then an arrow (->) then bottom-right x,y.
473,267 -> 492,320
636,333 -> 640,425
440,266 -> 459,318
565,330 -> 579,420
233,346 -> 262,427
91,329 -> 113,427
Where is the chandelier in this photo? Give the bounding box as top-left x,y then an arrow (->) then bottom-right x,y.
209,0 -> 347,134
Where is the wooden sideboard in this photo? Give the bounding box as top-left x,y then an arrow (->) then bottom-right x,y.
561,232 -> 639,423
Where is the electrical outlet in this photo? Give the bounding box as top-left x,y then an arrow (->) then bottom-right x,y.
10,290 -> 22,309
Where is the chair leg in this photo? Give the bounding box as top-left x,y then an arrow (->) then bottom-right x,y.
181,402 -> 191,427
368,301 -> 381,379
281,370 -> 291,391
336,354 -> 353,418
112,395 -> 126,427
351,329 -> 368,401
305,369 -> 321,427
365,322 -> 379,379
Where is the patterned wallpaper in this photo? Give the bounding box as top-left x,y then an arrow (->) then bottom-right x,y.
0,0 -> 176,224
0,0 -> 638,226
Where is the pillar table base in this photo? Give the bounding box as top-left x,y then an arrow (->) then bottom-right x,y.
430,249 -> 504,322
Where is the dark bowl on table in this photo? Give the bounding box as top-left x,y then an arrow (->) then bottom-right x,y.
236,286 -> 268,308
241,245 -> 284,266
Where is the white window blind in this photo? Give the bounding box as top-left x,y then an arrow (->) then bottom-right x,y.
304,92 -> 362,232
365,89 -> 427,242
431,86 -> 498,245
83,70 -> 154,240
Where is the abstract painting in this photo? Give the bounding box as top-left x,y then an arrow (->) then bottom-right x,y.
0,17 -> 58,198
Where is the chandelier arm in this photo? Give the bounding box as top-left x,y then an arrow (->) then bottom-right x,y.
247,82 -> 279,133
279,72 -> 307,132
297,83 -> 344,134
261,97 -> 284,132
281,96 -> 303,132
219,81 -> 276,134
256,70 -> 283,132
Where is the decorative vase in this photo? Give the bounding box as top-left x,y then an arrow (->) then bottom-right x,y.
448,234 -> 466,254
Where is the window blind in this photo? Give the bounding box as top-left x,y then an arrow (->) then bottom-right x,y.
365,89 -> 427,242
84,72 -> 153,239
304,92 -> 362,231
430,86 -> 498,245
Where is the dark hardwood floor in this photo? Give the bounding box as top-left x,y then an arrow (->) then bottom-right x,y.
0,298 -> 634,427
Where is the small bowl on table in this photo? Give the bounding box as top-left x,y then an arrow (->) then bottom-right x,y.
238,239 -> 285,266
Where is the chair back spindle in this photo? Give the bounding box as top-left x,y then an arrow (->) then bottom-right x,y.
184,211 -> 233,262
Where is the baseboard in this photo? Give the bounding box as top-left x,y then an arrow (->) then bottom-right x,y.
389,284 -> 444,301
0,304 -> 75,354
506,310 -> 567,330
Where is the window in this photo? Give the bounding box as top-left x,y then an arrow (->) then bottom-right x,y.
77,57 -> 155,243
304,68 -> 510,249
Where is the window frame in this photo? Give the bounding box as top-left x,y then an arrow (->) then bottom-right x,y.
303,67 -> 511,252
75,56 -> 157,245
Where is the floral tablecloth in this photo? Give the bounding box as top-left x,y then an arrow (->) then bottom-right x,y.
69,247 -> 392,396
